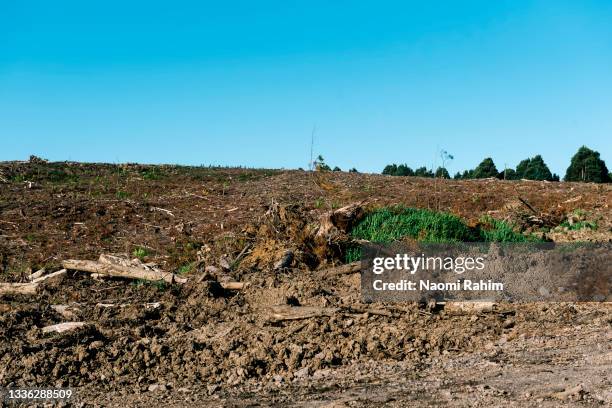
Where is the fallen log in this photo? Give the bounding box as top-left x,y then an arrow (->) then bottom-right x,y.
267,305 -> 338,322
0,282 -> 39,296
443,301 -> 497,315
63,259 -> 187,284
42,322 -> 87,334
0,269 -> 68,297
317,261 -> 361,277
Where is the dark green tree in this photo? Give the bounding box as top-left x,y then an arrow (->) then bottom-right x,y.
515,155 -> 553,181
564,146 -> 610,183
396,164 -> 414,176
348,167 -> 358,173
435,167 -> 450,179
332,166 -> 341,172
414,167 -> 434,178
382,164 -> 398,175
472,158 -> 498,179
499,168 -> 518,180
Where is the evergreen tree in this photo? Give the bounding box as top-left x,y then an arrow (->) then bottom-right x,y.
414,167 -> 434,178
396,164 -> 414,176
382,164 -> 398,175
435,167 -> 450,179
564,146 -> 610,183
472,158 -> 498,178
500,168 -> 518,180
515,155 -> 553,180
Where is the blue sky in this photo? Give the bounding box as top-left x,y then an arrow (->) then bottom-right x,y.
1,1 -> 611,176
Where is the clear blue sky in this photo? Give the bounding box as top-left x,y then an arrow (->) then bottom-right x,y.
1,1 -> 611,176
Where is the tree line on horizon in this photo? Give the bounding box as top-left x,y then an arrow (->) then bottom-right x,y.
382,146 -> 611,183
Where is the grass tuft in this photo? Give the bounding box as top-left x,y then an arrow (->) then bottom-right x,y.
345,206 -> 542,262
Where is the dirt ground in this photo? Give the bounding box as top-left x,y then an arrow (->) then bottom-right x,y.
0,161 -> 610,407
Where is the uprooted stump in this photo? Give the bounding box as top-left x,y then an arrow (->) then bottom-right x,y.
314,202 -> 365,260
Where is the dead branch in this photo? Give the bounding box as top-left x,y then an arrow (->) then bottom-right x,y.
345,305 -> 394,317
63,259 -> 187,284
0,282 -> 39,296
42,322 -> 88,334
151,206 -> 175,217
518,197 -> 538,214
29,268 -> 46,281
231,243 -> 252,269
317,261 -> 361,277
32,269 -> 66,284
267,305 -> 338,322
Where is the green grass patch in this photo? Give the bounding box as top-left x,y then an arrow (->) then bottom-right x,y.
132,247 -> 149,260
115,190 -> 130,199
178,262 -> 194,275
350,207 -> 479,244
560,220 -> 598,231
132,279 -> 167,291
345,206 -> 541,262
141,168 -> 165,180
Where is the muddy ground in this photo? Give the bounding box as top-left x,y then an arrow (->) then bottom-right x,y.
0,161 -> 610,407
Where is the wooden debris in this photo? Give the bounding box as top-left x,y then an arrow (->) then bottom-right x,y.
0,269 -> 67,297
443,301 -> 497,315
551,385 -> 584,401
563,195 -> 582,204
317,261 -> 361,277
51,304 -> 80,320
316,202 -> 365,240
42,322 -> 87,334
28,268 -> 46,281
0,282 -> 39,296
220,281 -> 247,290
346,306 -> 393,317
231,243 -> 252,269
32,269 -> 66,284
151,206 -> 174,217
518,197 -> 538,214
273,250 -> 294,270
267,305 -> 338,322
95,302 -> 162,309
62,259 -> 187,284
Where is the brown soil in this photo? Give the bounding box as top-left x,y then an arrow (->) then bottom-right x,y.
0,161 -> 610,407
